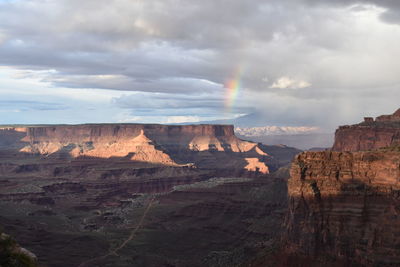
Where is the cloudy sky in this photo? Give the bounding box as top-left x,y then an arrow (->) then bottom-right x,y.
0,0 -> 399,130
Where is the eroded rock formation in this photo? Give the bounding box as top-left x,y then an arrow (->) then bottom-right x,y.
284,109 -> 400,266
1,124 -> 272,174
333,108 -> 400,152
18,124 -> 260,154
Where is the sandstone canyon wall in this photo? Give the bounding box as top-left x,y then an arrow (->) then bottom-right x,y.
14,124 -> 257,154
0,124 -> 273,174
284,109 -> 400,266
333,109 -> 400,152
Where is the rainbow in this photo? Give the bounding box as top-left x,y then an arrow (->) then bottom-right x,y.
224,67 -> 243,112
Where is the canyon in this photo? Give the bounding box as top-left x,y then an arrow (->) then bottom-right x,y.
2,109 -> 400,267
0,124 -> 299,267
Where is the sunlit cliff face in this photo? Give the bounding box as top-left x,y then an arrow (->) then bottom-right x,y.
1,124 -> 270,174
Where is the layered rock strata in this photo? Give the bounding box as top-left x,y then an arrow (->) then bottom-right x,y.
333,108 -> 400,152
285,109 -> 400,266
286,150 -> 400,265
18,124 -> 259,154
0,124 -> 271,174
0,123 -> 303,267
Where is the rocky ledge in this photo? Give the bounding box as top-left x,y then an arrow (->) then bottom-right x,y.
333,108 -> 400,152
284,109 -> 400,266
0,231 -> 38,267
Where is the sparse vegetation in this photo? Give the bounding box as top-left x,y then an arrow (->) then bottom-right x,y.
0,231 -> 38,267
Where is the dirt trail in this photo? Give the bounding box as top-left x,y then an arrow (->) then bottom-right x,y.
77,197 -> 155,267
111,196 -> 155,254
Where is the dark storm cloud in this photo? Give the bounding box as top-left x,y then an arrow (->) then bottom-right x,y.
0,0 -> 321,92
0,0 -> 399,127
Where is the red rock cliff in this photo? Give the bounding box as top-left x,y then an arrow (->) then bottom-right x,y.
0,124 -> 270,173
332,109 -> 400,152
22,124 -> 235,143
17,124 -> 262,154
285,150 -> 400,266
284,108 -> 400,266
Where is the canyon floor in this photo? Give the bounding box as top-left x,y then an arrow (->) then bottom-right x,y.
0,124 -> 298,267
0,155 -> 289,267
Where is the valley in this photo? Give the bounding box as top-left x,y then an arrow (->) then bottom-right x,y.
0,124 -> 298,267
1,109 -> 400,266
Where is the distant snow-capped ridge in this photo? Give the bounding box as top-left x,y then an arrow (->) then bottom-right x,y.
235,126 -> 320,136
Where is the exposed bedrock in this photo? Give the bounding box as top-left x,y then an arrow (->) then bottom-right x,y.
0,231 -> 38,267
18,124 -> 255,155
0,124 -> 279,174
281,109 -> 400,266
333,108 -> 400,152
285,147 -> 400,266
0,124 -> 302,267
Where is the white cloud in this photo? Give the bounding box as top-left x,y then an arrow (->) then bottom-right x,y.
269,77 -> 311,89
166,116 -> 201,123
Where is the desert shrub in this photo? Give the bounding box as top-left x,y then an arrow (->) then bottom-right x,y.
0,231 -> 38,267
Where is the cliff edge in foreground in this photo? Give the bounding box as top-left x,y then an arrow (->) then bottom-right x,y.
284,109 -> 400,266
0,231 -> 38,267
